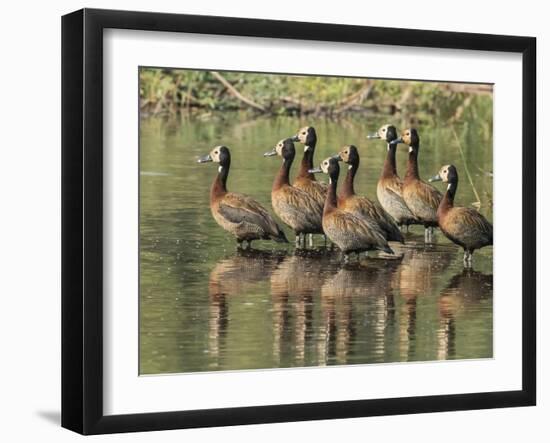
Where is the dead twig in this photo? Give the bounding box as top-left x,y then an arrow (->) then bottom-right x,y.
210,71 -> 267,113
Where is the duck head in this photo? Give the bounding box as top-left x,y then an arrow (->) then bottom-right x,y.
336,145 -> 360,167
198,145 -> 231,168
390,128 -> 419,153
291,126 -> 317,151
264,138 -> 296,162
429,164 -> 459,184
309,156 -> 340,182
367,124 -> 399,144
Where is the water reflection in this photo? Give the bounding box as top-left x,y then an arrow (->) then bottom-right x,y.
437,269 -> 493,360
320,259 -> 401,366
392,240 -> 454,361
207,250 -> 284,370
270,250 -> 333,367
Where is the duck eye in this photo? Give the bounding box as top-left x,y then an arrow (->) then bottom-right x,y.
382,128 -> 386,132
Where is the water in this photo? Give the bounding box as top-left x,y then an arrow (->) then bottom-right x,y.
139,113 -> 493,375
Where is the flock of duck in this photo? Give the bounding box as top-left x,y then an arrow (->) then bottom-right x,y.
197,124 -> 493,267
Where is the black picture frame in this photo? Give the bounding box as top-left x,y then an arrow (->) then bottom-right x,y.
62,8 -> 536,435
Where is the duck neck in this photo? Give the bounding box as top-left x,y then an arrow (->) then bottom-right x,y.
404,145 -> 420,181
211,162 -> 229,200
438,180 -> 457,216
381,143 -> 398,178
324,175 -> 338,215
297,145 -> 316,181
273,157 -> 292,191
340,161 -> 357,199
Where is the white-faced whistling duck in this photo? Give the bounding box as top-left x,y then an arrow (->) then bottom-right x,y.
309,157 -> 393,261
198,146 -> 288,248
335,145 -> 404,243
367,124 -> 418,231
291,126 -> 328,246
429,164 -> 493,267
264,138 -> 324,247
391,128 -> 442,242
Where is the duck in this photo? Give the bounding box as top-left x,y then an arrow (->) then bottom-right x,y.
264,138 -> 324,247
429,164 -> 493,267
290,126 -> 328,246
197,145 -> 288,248
391,128 -> 442,242
335,144 -> 404,243
367,124 -> 418,230
309,156 -> 393,260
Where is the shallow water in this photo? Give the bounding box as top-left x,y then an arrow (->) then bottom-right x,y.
139,113 -> 493,374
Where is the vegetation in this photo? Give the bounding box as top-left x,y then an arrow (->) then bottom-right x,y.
139,68 -> 493,124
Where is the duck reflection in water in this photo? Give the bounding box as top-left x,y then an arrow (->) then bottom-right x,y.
207,249 -> 284,369
319,259 -> 401,366
437,269 -> 493,360
270,250 -> 333,366
392,243 -> 453,361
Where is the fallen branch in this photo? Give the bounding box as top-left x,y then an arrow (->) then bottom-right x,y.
210,71 -> 267,112
334,82 -> 373,114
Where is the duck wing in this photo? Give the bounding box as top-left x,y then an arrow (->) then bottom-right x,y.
273,185 -> 323,232
418,180 -> 443,209
219,193 -> 282,237
343,196 -> 404,243
444,207 -> 493,246
326,210 -> 392,253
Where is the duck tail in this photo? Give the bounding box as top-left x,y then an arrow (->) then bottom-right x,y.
390,228 -> 405,244
380,244 -> 394,254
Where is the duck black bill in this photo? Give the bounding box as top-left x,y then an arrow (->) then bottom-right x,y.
428,174 -> 442,183
389,137 -> 403,145
308,167 -> 323,174
290,135 -> 300,142
197,154 -> 213,163
263,148 -> 277,157
366,132 -> 381,139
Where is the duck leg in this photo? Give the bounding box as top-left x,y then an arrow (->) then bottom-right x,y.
308,234 -> 314,248
295,234 -> 301,248
463,250 -> 473,268
247,240 -> 253,250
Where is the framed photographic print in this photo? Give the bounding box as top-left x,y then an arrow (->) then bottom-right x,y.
61,8 -> 536,435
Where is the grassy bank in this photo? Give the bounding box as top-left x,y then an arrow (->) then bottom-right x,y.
139,68 -> 493,124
